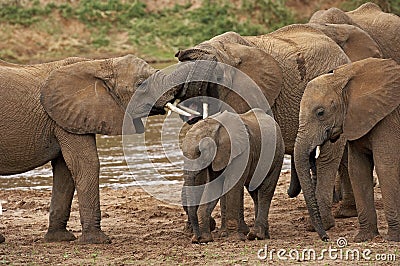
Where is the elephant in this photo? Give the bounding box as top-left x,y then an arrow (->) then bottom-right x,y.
181,108 -> 284,243
131,24 -> 380,239
309,2 -> 400,63
294,57 -> 400,242
0,55 -> 161,244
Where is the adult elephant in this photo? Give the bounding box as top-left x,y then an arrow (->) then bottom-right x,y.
295,58 -> 400,242
310,2 -> 400,63
0,55 -> 160,244
131,24 -> 381,239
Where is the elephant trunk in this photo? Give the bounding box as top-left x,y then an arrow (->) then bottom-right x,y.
287,157 -> 302,197
294,135 -> 329,241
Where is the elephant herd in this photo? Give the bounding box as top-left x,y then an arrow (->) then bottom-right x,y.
0,2 -> 399,244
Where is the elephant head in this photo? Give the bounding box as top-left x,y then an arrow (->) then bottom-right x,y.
40,54 -> 157,135
307,23 -> 382,61
310,3 -> 400,63
129,32 -> 282,120
294,58 -> 400,240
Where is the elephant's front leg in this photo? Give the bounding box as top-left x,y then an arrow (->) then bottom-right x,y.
44,155 -> 76,242
348,144 -> 379,242
55,129 -> 110,244
334,146 -> 358,218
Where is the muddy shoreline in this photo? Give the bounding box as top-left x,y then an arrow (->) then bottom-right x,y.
0,172 -> 398,265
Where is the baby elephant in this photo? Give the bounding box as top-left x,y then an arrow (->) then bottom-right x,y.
181,108 -> 284,243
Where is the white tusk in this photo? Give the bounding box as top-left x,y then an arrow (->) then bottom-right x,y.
203,102 -> 209,119
172,99 -> 180,106
315,146 -> 321,159
177,104 -> 201,116
165,102 -> 192,117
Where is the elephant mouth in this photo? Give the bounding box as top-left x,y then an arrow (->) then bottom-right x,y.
308,147 -> 318,175
329,128 -> 342,143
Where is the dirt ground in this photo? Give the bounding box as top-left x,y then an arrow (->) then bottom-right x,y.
0,172 -> 398,265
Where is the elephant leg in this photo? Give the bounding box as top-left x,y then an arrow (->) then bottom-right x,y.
348,144 -> 379,242
334,147 -> 357,218
222,182 -> 246,241
55,129 -> 110,244
373,148 -> 400,242
197,199 -> 219,243
44,155 -> 76,242
248,165 -> 280,240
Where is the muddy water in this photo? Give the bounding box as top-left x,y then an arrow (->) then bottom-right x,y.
0,114 -> 291,190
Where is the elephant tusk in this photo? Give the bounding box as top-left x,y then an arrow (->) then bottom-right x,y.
177,104 -> 201,116
203,102 -> 209,119
165,102 -> 192,117
315,146 -> 321,159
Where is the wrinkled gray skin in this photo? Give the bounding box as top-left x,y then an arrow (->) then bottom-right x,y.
131,23 -> 382,240
182,109 -> 284,243
310,2 -> 400,63
295,58 -> 400,242
0,55 -> 157,244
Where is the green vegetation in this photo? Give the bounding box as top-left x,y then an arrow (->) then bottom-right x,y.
0,0 -> 398,63
340,0 -> 400,14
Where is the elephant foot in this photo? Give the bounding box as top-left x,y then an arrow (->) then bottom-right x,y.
354,229 -> 379,242
387,228 -> 400,242
44,229 -> 76,242
220,230 -> 246,241
185,217 -> 216,236
192,232 -> 213,244
247,226 -> 269,241
334,204 -> 357,218
75,229 -> 111,244
183,221 -> 193,236
305,216 -> 335,232
0,233 -> 4,243
239,221 -> 250,235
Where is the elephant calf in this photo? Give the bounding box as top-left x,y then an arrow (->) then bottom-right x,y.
181,108 -> 284,243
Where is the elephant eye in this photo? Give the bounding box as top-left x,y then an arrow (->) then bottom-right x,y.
316,108 -> 325,118
136,77 -> 146,87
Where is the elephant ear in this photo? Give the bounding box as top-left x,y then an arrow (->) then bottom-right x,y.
337,58 -> 400,140
211,111 -> 249,171
41,59 -> 126,135
308,23 -> 382,61
220,42 -> 283,107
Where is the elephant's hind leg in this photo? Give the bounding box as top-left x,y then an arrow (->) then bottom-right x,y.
44,155 -> 76,242
373,147 -> 400,242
